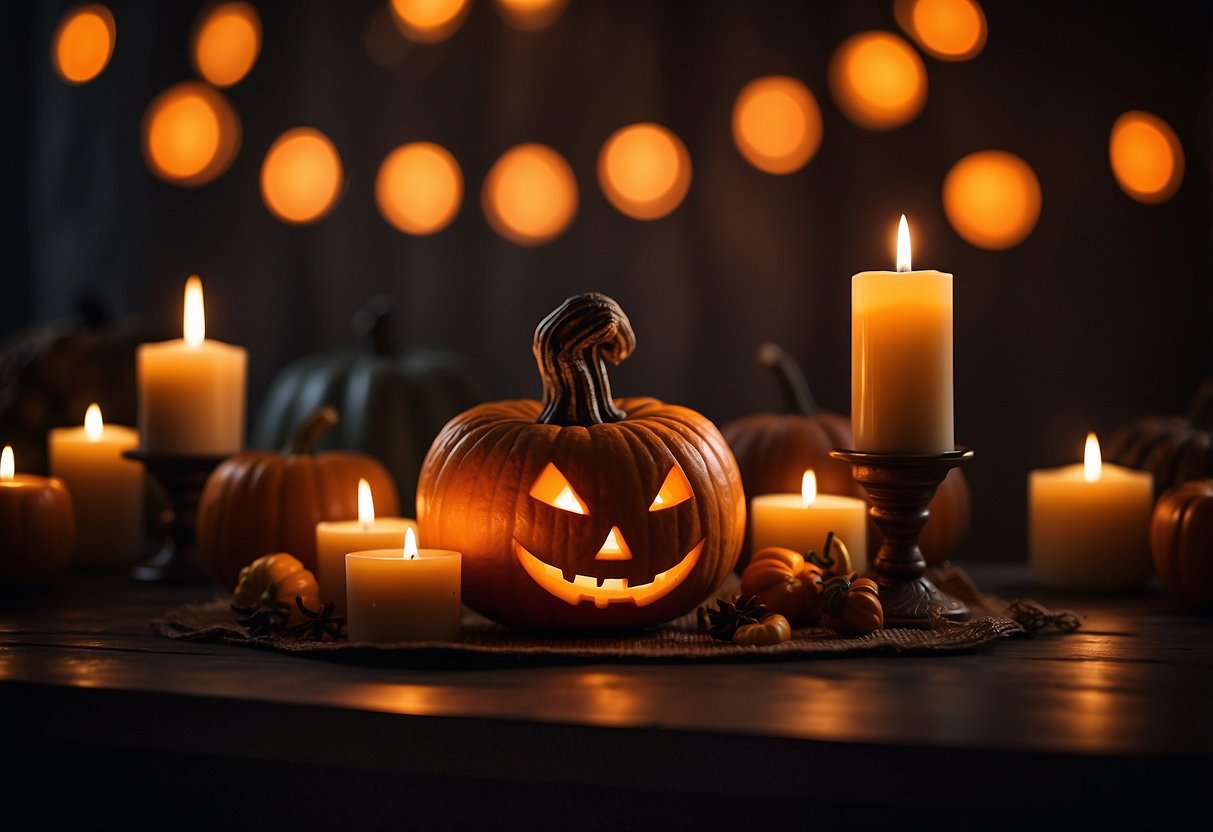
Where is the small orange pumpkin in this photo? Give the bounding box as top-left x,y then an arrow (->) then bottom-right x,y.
1149,479 -> 1213,604
734,613 -> 792,645
820,574 -> 883,636
233,552 -> 321,624
197,407 -> 400,587
0,458 -> 75,585
740,547 -> 824,623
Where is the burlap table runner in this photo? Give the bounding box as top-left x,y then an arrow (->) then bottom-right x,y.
151,564 -> 1081,666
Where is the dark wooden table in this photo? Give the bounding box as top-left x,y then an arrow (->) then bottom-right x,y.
2,564 -> 1210,830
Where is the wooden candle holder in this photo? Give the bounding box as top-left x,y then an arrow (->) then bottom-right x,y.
828,448 -> 974,628
123,450 -> 226,584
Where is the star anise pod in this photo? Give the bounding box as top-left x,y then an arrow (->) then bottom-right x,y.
700,594 -> 769,642
282,596 -> 346,641
231,602 -> 290,637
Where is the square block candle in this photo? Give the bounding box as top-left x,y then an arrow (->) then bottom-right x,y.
137,276 -> 247,455
346,529 -> 461,643
48,404 -> 142,568
316,479 -> 417,615
1029,433 -> 1154,591
750,470 -> 869,573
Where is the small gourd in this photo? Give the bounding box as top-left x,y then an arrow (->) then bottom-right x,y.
820,574 -> 884,636
734,613 -> 792,645
1149,479 -> 1213,605
233,553 -> 321,624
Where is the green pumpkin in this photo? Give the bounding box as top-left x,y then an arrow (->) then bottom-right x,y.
252,296 -> 492,514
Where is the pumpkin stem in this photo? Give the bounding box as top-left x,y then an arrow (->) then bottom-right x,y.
286,406 -> 340,455
1186,377 -> 1213,429
534,293 -> 636,426
352,295 -> 394,356
757,342 -> 820,416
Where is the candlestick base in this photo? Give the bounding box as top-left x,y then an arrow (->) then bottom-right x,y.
828,448 -> 974,629
123,451 -> 227,585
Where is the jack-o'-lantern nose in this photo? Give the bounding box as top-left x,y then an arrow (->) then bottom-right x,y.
595,526 -> 632,560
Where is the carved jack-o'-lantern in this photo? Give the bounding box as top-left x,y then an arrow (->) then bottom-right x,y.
417,293 -> 745,632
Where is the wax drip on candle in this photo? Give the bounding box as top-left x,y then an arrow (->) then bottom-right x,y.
1,446 -> 13,480
1084,432 -> 1102,482
85,403 -> 103,441
357,478 -> 374,530
404,526 -> 419,560
896,214 -> 911,272
802,469 -> 817,508
184,275 -> 205,348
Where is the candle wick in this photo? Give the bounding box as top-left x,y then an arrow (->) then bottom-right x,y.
896,265 -> 910,273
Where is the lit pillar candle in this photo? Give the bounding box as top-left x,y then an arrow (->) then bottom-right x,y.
1028,433 -> 1154,591
137,276 -> 247,455
48,403 -> 143,568
315,478 -> 418,615
346,528 -> 461,643
0,445 -> 76,585
750,470 -> 869,573
852,215 -> 954,453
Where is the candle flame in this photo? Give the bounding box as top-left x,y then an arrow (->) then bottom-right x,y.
184,275 -> 205,348
404,526 -> 419,560
1083,432 -> 1102,482
84,403 -> 103,441
896,214 -> 912,272
357,478 -> 375,526
1,446 -> 13,480
801,469 -> 817,507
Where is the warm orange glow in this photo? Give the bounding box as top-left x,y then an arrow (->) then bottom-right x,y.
1,446 -> 13,480
895,0 -> 987,61
942,150 -> 1042,249
515,539 -> 704,609
482,144 -> 578,246
191,2 -> 262,87
1084,433 -> 1102,483
375,143 -> 463,235
404,527 -> 419,559
594,527 -> 632,561
390,0 -> 470,43
84,403 -> 103,441
142,82 -> 241,186
358,478 -> 375,525
493,0 -> 567,31
801,470 -> 817,507
529,463 -> 588,514
260,127 -> 344,225
732,76 -> 823,175
597,123 -> 692,221
896,214 -> 912,271
52,5 -> 115,84
650,466 -> 694,511
829,31 -> 927,130
183,276 -> 205,347
1109,111 -> 1184,204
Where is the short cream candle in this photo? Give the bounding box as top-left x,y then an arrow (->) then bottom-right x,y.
137,276 -> 247,455
316,478 -> 417,615
1028,433 -> 1154,591
48,403 -> 143,568
852,216 -> 954,453
346,528 -> 461,643
750,470 -> 869,573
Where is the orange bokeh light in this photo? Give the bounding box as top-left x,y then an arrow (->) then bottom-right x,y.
1109,111 -> 1184,204
493,0 -> 568,31
142,82 -> 241,186
732,76 -> 823,175
260,127 -> 344,225
829,31 -> 927,130
390,0 -> 471,43
375,142 -> 463,235
482,144 -> 578,246
942,150 -> 1042,249
52,4 -> 116,84
191,2 -> 262,87
597,123 -> 691,221
895,0 -> 987,61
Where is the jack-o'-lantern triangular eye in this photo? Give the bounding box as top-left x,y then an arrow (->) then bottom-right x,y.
529,463 -> 588,514
649,465 -> 693,511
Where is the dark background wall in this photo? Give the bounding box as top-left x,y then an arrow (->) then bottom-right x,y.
2,1 -> 1210,564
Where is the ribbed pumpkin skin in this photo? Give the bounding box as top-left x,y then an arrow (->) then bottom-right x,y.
197,452 -> 400,588
1107,378 -> 1213,496
417,396 -> 745,632
1150,479 -> 1213,604
0,477 -> 75,585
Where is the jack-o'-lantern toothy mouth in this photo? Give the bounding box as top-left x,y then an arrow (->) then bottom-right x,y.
513,539 -> 705,609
